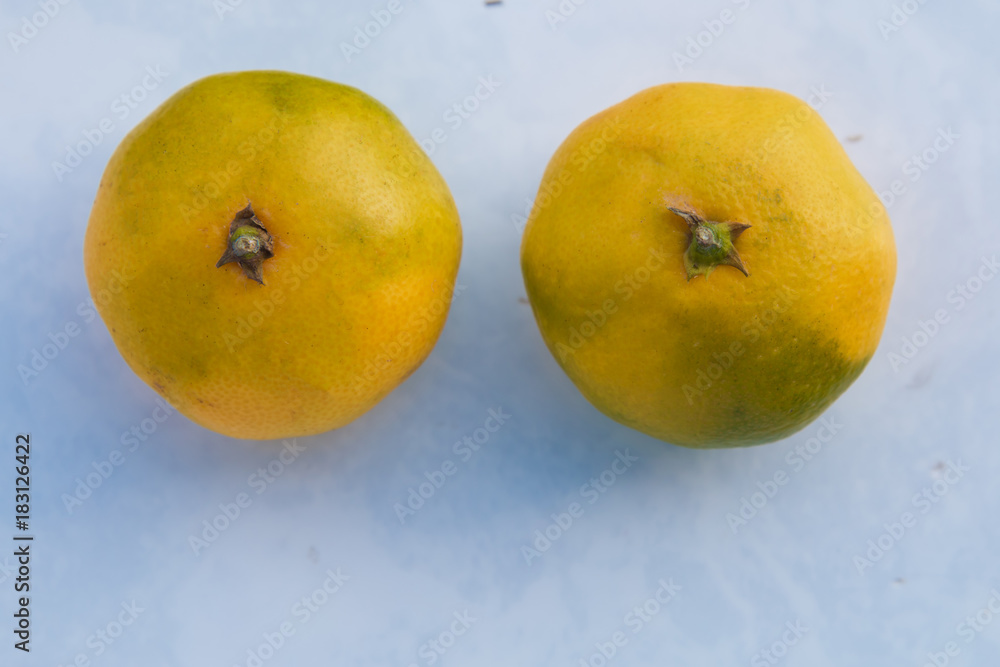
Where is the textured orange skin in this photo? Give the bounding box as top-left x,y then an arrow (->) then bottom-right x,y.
84,71 -> 462,440
521,83 -> 896,448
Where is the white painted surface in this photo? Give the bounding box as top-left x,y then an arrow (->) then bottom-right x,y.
1,1 -> 997,665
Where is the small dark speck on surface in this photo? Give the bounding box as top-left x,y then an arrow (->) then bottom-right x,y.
906,366 -> 933,390
846,134 -> 863,143
518,297 -> 528,304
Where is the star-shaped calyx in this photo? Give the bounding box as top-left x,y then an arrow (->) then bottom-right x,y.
216,203 -> 274,285
668,207 -> 751,281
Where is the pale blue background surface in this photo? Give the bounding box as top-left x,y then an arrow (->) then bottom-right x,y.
1,1 -> 998,665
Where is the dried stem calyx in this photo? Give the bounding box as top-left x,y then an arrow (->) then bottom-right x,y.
669,207 -> 751,281
216,203 -> 274,285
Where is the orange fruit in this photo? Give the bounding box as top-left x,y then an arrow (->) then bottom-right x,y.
84,71 -> 462,440
520,83 -> 896,448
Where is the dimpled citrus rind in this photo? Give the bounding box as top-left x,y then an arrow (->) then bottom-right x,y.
521,82 -> 895,448
85,71 -> 462,440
